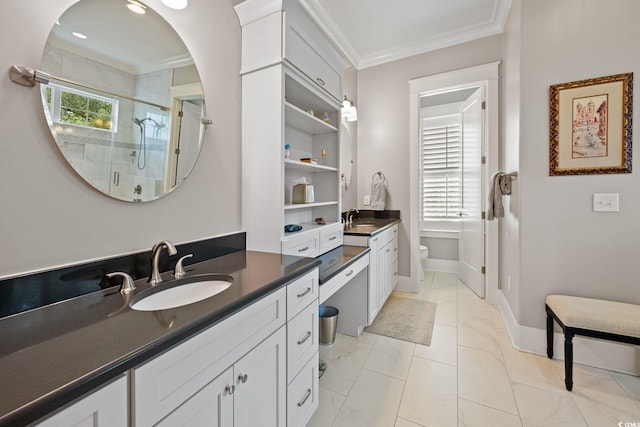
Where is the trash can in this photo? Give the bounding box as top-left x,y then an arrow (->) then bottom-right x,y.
319,305 -> 339,345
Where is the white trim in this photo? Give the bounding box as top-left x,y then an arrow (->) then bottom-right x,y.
409,62 -> 500,300
421,230 -> 459,239
424,259 -> 459,274
498,291 -> 639,375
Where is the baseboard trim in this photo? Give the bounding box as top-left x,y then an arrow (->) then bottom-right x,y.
424,259 -> 458,273
498,291 -> 639,375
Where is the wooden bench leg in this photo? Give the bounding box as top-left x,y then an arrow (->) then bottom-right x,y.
546,308 -> 554,359
564,331 -> 574,391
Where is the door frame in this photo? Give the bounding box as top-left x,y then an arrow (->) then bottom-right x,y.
408,61 -> 500,305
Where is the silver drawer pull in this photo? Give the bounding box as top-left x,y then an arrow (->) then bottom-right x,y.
394,272 -> 398,276
372,238 -> 378,242
297,331 -> 312,345
237,374 -> 248,384
298,246 -> 309,252
316,77 -> 325,86
386,248 -> 391,253
225,385 -> 235,395
329,236 -> 337,241
297,287 -> 312,298
345,269 -> 354,277
297,389 -> 312,407
394,248 -> 398,252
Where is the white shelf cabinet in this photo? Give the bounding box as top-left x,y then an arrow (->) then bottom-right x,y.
237,0 -> 347,257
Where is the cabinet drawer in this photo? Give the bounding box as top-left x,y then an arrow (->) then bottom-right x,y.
287,301 -> 318,383
284,16 -> 341,101
132,288 -> 286,426
319,223 -> 343,255
319,253 -> 369,304
282,232 -> 319,258
378,224 -> 398,247
286,268 -> 319,320
287,352 -> 319,427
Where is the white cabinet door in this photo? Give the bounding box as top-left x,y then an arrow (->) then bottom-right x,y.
157,369 -> 234,427
234,327 -> 287,427
36,376 -> 127,427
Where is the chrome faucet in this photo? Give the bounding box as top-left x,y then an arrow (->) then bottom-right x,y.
148,240 -> 177,285
345,208 -> 359,225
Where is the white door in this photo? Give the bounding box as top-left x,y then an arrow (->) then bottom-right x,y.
175,99 -> 203,185
459,88 -> 485,297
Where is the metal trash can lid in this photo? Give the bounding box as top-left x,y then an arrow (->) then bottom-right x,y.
319,306 -> 339,317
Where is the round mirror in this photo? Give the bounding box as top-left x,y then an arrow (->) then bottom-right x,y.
40,0 -> 206,202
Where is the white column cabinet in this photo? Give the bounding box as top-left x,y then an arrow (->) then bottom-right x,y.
235,0 -> 348,258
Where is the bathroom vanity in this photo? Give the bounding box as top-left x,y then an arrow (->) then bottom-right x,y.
0,249 -> 321,427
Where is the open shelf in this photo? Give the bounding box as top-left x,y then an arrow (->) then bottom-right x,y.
285,102 -> 337,135
284,201 -> 338,210
284,159 -> 337,172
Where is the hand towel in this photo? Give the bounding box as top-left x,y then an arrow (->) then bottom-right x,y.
371,173 -> 387,211
487,171 -> 505,220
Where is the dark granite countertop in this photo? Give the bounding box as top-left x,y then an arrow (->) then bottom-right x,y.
0,251 -> 320,427
317,245 -> 370,284
342,217 -> 401,237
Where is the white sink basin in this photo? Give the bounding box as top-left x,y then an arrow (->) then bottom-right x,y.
130,275 -> 232,311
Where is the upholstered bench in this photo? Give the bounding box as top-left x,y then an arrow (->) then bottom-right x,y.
545,295 -> 640,391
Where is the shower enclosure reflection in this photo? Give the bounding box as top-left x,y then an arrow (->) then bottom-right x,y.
39,0 -> 206,202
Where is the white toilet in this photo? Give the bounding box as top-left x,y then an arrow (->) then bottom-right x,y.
420,244 -> 429,280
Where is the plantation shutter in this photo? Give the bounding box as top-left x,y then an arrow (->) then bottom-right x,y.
422,115 -> 461,220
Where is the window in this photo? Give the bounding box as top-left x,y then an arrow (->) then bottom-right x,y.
421,113 -> 461,220
44,84 -> 118,132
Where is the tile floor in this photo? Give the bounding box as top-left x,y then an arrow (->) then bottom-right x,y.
307,270 -> 640,427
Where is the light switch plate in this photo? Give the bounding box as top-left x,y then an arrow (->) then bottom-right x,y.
593,193 -> 619,212
363,195 -> 371,206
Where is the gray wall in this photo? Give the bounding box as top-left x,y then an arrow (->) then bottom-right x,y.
356,35 -> 503,277
0,0 -> 242,277
513,0 -> 640,329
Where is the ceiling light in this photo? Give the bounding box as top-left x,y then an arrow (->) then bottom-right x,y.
161,0 -> 188,9
126,0 -> 147,14
71,32 -> 88,40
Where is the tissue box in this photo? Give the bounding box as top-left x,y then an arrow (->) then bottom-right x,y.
292,184 -> 315,203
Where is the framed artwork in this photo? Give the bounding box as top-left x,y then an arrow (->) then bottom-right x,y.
549,73 -> 632,175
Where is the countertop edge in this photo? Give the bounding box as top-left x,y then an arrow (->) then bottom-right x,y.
1,257 -> 321,427
343,218 -> 401,237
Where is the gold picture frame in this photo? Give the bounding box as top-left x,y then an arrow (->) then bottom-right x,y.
549,73 -> 632,175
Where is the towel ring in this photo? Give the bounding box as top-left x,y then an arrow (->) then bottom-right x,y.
372,171 -> 386,181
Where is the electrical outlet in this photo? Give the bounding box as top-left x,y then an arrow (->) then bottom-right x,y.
363,195 -> 371,206
593,193 -> 619,212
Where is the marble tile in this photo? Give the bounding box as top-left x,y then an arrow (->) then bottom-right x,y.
571,374 -> 640,426
332,369 -> 404,427
458,398 -> 522,427
307,387 -> 345,427
363,335 -> 415,380
511,382 -> 587,427
414,323 -> 457,366
433,271 -> 458,285
551,359 -> 614,381
458,314 -> 502,356
499,336 -> 564,392
428,282 -> 458,302
434,300 -> 458,327
458,346 -> 517,415
457,293 -> 493,320
457,282 -> 476,297
422,269 -> 435,284
398,357 -> 458,427
612,371 -> 640,401
395,417 -> 425,427
490,305 -> 508,331
356,331 -> 379,345
319,334 -> 374,396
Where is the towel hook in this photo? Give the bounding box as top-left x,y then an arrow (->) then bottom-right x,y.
372,171 -> 386,181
